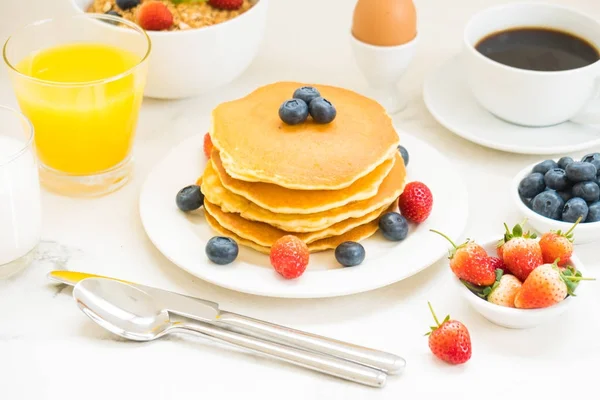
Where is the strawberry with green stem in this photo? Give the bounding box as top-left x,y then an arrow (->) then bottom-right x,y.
463,269 -> 522,308
539,216 -> 582,266
514,260 -> 594,309
430,229 -> 495,286
488,256 -> 508,274
496,218 -> 528,260
425,302 -> 472,365
498,222 -> 543,282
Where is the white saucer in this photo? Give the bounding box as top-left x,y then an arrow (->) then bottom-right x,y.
423,54 -> 600,155
139,131 -> 469,299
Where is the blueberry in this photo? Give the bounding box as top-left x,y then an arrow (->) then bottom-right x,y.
309,97 -> 336,124
557,156 -> 574,170
398,145 -> 409,167
293,87 -> 321,106
581,153 -> 600,173
205,237 -> 239,265
378,212 -> 408,241
562,198 -> 589,223
572,181 -> 600,203
544,168 -> 569,191
557,190 -> 573,203
279,99 -> 309,125
520,196 -> 532,209
532,190 -> 565,220
116,0 -> 140,10
587,201 -> 600,222
566,161 -> 597,182
518,173 -> 545,198
532,159 -> 558,175
335,241 -> 366,267
176,185 -> 204,212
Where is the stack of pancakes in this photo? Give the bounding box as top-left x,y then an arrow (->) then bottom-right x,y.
199,82 -> 406,254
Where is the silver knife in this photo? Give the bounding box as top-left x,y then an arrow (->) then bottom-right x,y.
48,270 -> 405,375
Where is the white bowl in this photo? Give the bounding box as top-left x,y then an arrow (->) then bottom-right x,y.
512,161 -> 600,244
455,238 -> 587,329
70,0 -> 268,99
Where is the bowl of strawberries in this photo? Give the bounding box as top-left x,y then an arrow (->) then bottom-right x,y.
431,222 -> 594,329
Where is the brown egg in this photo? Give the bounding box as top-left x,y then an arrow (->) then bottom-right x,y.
352,0 -> 417,46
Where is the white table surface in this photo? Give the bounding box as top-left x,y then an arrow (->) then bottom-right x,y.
1,0 -> 599,399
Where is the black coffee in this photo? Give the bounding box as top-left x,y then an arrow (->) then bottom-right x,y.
475,27 -> 600,71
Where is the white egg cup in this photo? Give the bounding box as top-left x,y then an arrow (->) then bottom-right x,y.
350,33 -> 418,114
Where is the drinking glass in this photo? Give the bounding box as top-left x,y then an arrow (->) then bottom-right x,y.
3,14 -> 151,196
0,106 -> 41,278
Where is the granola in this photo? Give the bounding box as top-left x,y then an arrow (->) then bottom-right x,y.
87,0 -> 255,31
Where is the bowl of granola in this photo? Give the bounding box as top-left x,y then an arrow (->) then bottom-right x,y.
70,0 -> 268,99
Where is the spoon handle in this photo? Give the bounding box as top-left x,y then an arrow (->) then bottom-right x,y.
173,319 -> 387,388
217,311 -> 405,374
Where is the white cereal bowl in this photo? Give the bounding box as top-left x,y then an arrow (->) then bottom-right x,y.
512,161 -> 600,244
455,238 -> 587,329
70,0 -> 268,99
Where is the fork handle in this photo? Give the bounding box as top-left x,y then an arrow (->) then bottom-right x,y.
172,319 -> 386,388
217,312 -> 405,374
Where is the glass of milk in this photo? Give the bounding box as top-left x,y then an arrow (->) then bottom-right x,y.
0,105 -> 41,278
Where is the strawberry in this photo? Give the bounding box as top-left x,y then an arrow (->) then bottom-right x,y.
460,268 -> 520,308
398,182 -> 433,223
136,1 -> 173,31
539,217 -> 581,266
270,235 -> 309,279
203,133 -> 213,159
431,230 -> 495,286
208,0 -> 243,10
488,256 -> 508,274
514,262 -> 593,309
487,273 -> 522,308
425,302 -> 471,365
498,222 -> 543,282
496,243 -> 504,260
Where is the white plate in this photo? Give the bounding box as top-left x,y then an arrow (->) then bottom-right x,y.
139,132 -> 469,298
423,54 -> 600,155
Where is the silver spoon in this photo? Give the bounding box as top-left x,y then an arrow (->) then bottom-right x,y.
73,277 -> 387,388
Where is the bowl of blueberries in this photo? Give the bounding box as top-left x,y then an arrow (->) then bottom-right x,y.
513,153 -> 600,244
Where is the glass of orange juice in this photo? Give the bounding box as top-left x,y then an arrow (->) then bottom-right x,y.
3,14 -> 151,196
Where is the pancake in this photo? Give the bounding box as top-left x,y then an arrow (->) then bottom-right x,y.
200,153 -> 406,232
204,199 -> 391,247
211,149 -> 395,214
205,211 -> 271,253
204,209 -> 388,254
210,82 -> 400,190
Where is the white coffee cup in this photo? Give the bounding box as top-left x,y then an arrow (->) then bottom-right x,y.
463,3 -> 600,127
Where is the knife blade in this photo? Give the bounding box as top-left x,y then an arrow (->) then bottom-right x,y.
49,270 -> 406,375
48,270 -> 220,321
